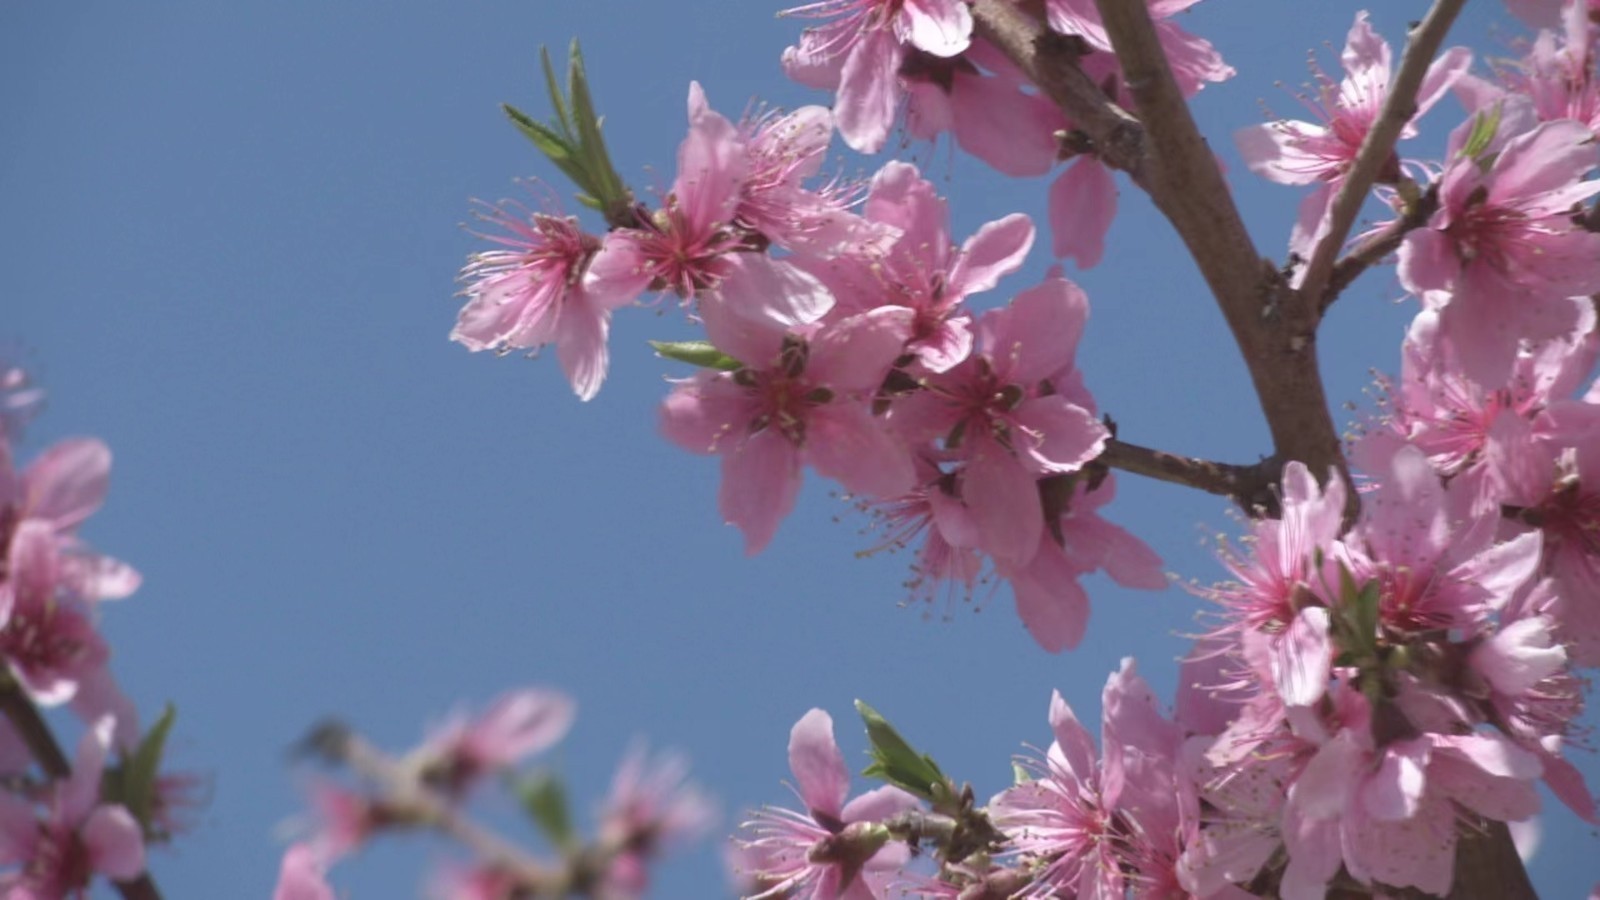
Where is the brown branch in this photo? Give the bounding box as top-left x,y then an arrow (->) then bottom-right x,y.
0,678 -> 164,900
1322,183 -> 1440,314
969,0 -> 1147,186
1298,0 -> 1469,311
1097,439 -> 1282,515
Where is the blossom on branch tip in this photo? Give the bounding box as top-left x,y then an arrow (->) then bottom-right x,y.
1235,12 -> 1470,262
0,717 -> 146,897
734,708 -> 918,900
452,197 -> 616,401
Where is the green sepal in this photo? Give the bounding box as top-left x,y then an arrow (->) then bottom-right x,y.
650,340 -> 743,371
1460,102 -> 1503,163
109,703 -> 177,838
517,770 -> 578,851
855,700 -> 946,802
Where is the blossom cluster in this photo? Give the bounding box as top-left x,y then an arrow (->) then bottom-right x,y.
275,686 -> 714,900
453,75 -> 1168,653
442,0 -> 1600,896
0,366 -> 181,898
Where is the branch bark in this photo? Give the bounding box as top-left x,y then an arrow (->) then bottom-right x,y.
973,0 -> 1349,506
1097,439 -> 1281,514
1297,0 -> 1469,311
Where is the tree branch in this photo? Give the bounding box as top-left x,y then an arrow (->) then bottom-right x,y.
0,678 -> 164,900
1298,0 -> 1468,310
1097,439 -> 1281,515
1322,183 -> 1440,315
311,723 -> 561,891
969,0 -> 1147,186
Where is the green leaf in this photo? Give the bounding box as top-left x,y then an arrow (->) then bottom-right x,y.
517,770 -> 577,850
649,340 -> 743,371
855,700 -> 946,802
1460,102 -> 1503,162
540,45 -> 575,141
123,704 -> 178,831
566,39 -> 626,207
575,193 -> 603,211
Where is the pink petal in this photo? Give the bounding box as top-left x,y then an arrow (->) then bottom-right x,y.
582,234 -> 655,309
949,77 -> 1057,177
719,429 -> 802,556
555,296 -> 610,402
273,844 -> 336,900
807,307 -> 914,392
896,0 -> 971,57
835,29 -> 904,154
788,709 -> 849,820
659,375 -> 749,456
698,280 -> 788,369
964,442 -> 1042,566
82,804 -> 146,881
841,784 -> 920,824
1396,227 -> 1461,296
982,275 -> 1089,385
947,214 -> 1035,299
1008,538 -> 1090,652
1235,121 -> 1337,187
1359,739 -> 1429,821
1008,396 -> 1107,475
673,82 -> 747,232
716,254 -> 835,331
1048,158 -> 1117,268
25,438 -> 111,531
1047,689 -> 1099,781
806,403 -> 916,499
470,688 -> 576,766
1271,607 -> 1333,707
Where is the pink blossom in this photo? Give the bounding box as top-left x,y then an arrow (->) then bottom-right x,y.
1236,13 -> 1469,260
798,161 -> 1033,374
732,104 -> 883,257
781,0 -> 973,152
1462,2 -> 1600,134
891,276 -> 1108,566
1000,475 -> 1164,653
0,521 -> 111,706
990,662 -> 1184,899
0,717 -> 145,897
1397,119 -> 1600,384
1280,684 -> 1542,898
660,275 -> 914,554
596,743 -> 715,897
273,844 -> 335,900
1485,410 -> 1600,665
413,687 -> 576,798
1371,306 -> 1597,513
451,198 -> 617,401
902,39 -> 1062,179
584,84 -> 756,305
735,709 -> 918,900
859,452 -> 987,608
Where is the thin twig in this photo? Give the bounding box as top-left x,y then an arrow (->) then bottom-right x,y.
322,726 -> 561,891
0,678 -> 164,900
1298,0 -> 1469,311
1322,183 -> 1441,314
1097,439 -> 1281,515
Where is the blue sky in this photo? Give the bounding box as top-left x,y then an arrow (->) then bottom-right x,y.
2,1 -> 1595,896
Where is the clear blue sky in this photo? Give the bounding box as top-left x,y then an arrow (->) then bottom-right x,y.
2,1 -> 1594,896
